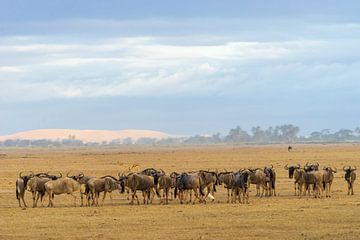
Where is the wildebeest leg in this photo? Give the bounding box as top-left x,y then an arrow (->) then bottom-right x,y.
351,182 -> 354,195
34,191 -> 41,208
69,192 -> 77,207
165,188 -> 169,204
101,191 -> 107,206
31,191 -> 37,208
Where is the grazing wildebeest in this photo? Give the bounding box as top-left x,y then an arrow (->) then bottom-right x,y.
231,170 -> 250,204
16,171 -> 33,208
343,166 -> 356,195
248,168 -> 269,197
284,164 -> 305,196
322,167 -> 337,198
218,171 -> 235,203
304,170 -> 323,198
288,146 -> 293,152
264,165 -> 276,196
86,175 -> 121,206
45,176 -> 81,207
26,172 -> 62,207
174,172 -> 204,204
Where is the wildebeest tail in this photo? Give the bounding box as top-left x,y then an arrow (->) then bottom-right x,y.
155,187 -> 161,198
16,183 -> 19,200
199,186 -> 205,196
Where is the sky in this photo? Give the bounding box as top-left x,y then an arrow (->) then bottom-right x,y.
0,0 -> 360,136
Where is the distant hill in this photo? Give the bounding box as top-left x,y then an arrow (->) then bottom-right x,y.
0,129 -> 173,143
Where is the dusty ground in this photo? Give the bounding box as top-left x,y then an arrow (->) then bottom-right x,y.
0,144 -> 359,239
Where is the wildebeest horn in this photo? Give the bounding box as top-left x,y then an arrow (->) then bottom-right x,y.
333,167 -> 337,173
19,171 -> 24,178
305,162 -> 309,166
78,172 -> 84,178
66,171 -> 71,177
315,162 -> 319,166
270,164 -> 273,169
160,168 -> 165,174
58,172 -> 62,178
343,166 -> 348,171
284,164 -> 289,170
353,166 -> 357,171
296,163 -> 300,168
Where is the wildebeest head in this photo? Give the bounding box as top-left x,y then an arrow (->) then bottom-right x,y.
343,166 -> 356,181
323,166 -> 337,173
304,162 -> 319,172
284,164 -> 300,178
140,168 -> 161,185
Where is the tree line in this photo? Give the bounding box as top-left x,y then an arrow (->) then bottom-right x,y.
1,124 -> 360,147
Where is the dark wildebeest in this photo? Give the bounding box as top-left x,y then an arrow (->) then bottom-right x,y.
218,171 -> 235,203
322,167 -> 337,198
231,170 -> 250,204
343,166 -> 356,195
264,165 -> 276,196
284,164 -> 305,196
45,176 -> 81,207
288,146 -> 293,152
174,172 -> 204,204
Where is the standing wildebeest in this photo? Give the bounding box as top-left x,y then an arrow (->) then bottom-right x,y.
169,172 -> 180,200
86,175 -> 120,206
16,171 -> 33,208
343,166 -> 357,195
157,169 -> 172,204
26,172 -> 62,207
288,146 -> 293,152
68,172 -> 94,207
322,167 -> 337,198
45,176 -> 81,207
284,164 -> 305,196
175,172 -> 204,204
231,170 -> 250,204
264,165 -> 276,196
198,170 -> 219,202
304,162 -> 319,172
122,173 -> 160,205
218,171 -> 235,203
248,168 -> 269,197
304,169 -> 323,198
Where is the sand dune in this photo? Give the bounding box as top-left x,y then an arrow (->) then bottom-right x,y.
0,129 -> 173,143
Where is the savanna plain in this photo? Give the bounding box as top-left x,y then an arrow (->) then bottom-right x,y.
0,144 -> 359,240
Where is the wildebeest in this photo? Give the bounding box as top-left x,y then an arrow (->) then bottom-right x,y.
174,172 -> 204,204
157,169 -> 172,204
231,170 -> 250,204
86,175 -> 120,206
218,171 -> 235,203
26,172 -> 62,207
304,170 -> 323,198
121,173 -> 160,205
45,176 -> 81,207
322,167 -> 336,197
68,172 -> 94,207
343,166 -> 356,195
16,171 -> 32,208
288,146 -> 292,152
284,164 -> 305,196
198,170 -> 219,202
248,168 -> 269,197
264,165 -> 276,196
304,162 -> 319,172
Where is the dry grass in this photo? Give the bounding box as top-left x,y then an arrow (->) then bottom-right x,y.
0,144 -> 360,239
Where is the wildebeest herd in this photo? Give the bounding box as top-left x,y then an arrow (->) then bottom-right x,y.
15,163 -> 356,208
